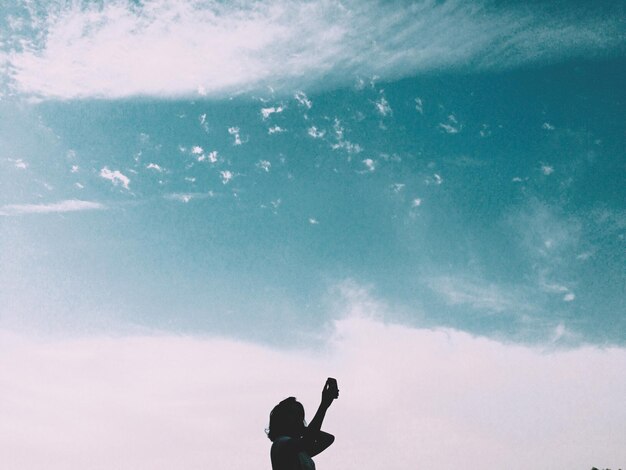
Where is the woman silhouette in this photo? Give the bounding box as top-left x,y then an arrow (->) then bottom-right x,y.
267,378 -> 339,470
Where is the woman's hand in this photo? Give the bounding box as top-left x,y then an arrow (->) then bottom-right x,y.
321,377 -> 339,408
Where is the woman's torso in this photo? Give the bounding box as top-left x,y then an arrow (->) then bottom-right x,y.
271,436 -> 315,470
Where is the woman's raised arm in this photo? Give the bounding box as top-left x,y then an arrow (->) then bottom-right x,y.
302,378 -> 339,455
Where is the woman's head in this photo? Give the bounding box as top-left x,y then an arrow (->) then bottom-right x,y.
266,397 -> 306,441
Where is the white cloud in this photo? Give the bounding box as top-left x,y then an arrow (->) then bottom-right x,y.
220,170 -> 234,184
6,0 -> 622,99
146,163 -> 164,172
261,106 -> 284,119
414,97 -> 423,114
12,158 -> 28,169
331,119 -> 362,154
333,119 -> 344,139
0,200 -> 104,216
439,123 -> 458,133
164,192 -> 214,203
166,193 -> 192,203
307,126 -> 325,139
207,151 -> 218,163
332,140 -> 362,154
268,125 -> 285,134
424,173 -> 443,185
257,160 -> 271,172
228,127 -> 243,146
199,113 -> 209,132
373,96 -> 391,116
479,123 -> 491,137
294,91 -> 312,109
541,164 -> 554,175
309,218 -> 319,225
100,167 -> 130,189
362,158 -> 375,172
412,198 -> 422,207
439,115 -> 461,134
427,275 -> 530,313
1,307 -> 625,470
538,278 -> 576,304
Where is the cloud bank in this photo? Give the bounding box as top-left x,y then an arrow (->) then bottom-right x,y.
1,313 -> 625,469
4,0 -> 624,99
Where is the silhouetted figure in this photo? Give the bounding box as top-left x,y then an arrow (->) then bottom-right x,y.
267,378 -> 339,470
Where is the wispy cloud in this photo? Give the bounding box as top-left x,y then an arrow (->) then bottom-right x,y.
0,199 -> 104,216
504,198 -> 592,307
427,275 -> 531,314
164,191 -> 214,203
373,95 -> 392,117
439,114 -> 461,134
294,91 -> 312,109
4,0 -> 623,99
508,199 -> 581,262
414,97 -> 424,114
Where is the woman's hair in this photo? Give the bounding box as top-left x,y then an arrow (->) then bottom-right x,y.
266,397 -> 305,441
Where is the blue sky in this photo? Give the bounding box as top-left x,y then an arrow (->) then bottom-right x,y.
1,1 -> 625,468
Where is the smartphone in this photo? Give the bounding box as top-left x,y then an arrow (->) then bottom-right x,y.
326,377 -> 339,397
